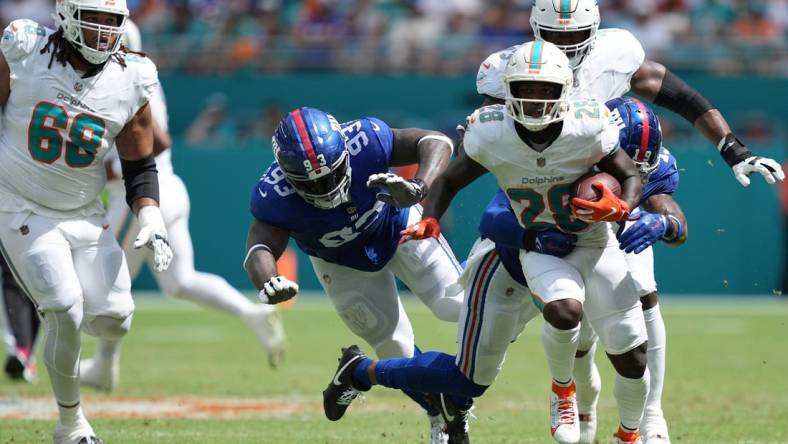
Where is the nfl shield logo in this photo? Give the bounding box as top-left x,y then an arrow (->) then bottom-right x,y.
74,82 -> 83,92
537,157 -> 546,167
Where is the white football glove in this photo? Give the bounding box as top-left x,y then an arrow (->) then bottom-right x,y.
366,173 -> 427,208
259,276 -> 299,305
732,156 -> 785,187
133,206 -> 173,272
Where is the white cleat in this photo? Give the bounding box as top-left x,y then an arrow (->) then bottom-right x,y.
642,414 -> 671,444
550,382 -> 580,444
79,358 -> 118,393
429,413 -> 450,444
242,306 -> 287,368
53,413 -> 103,444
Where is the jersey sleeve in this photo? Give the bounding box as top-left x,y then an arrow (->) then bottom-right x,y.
476,49 -> 509,100
641,148 -> 679,200
149,84 -> 169,133
126,54 -> 160,113
478,190 -> 525,249
598,106 -> 621,158
365,117 -> 394,164
1,19 -> 46,64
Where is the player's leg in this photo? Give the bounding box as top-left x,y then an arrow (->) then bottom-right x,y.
0,213 -> 98,442
573,319 -> 601,444
74,217 -> 135,394
1,254 -> 41,382
626,246 -> 670,443
390,206 -> 464,322
522,250 -> 585,444
580,246 -> 649,444
311,257 -> 441,423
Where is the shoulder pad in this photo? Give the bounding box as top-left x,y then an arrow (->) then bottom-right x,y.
565,100 -> 618,156
593,29 -> 645,75
125,54 -> 159,109
1,19 -> 48,63
464,105 -> 508,162
476,46 -> 518,100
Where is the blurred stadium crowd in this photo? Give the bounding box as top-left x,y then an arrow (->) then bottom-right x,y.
2,0 -> 786,75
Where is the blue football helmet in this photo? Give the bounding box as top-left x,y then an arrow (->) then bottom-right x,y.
273,107 -> 350,209
606,97 -> 663,180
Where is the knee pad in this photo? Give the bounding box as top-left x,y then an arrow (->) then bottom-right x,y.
22,249 -> 81,312
592,306 -> 647,356
336,297 -> 407,357
82,314 -> 133,339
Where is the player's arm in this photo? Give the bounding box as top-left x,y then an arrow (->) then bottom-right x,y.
244,219 -> 298,304
0,52 -> 9,107
618,193 -> 688,254
116,102 -> 173,271
367,128 -> 454,208
401,144 -> 488,241
598,150 -> 642,210
152,119 -> 172,155
631,60 -> 783,186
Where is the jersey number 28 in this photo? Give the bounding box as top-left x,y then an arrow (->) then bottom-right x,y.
28,102 -> 106,168
507,184 -> 588,233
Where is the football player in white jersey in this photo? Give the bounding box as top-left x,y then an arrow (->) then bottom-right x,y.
473,2 -> 784,442
78,20 -> 286,394
0,1 -> 173,443
404,42 -> 649,444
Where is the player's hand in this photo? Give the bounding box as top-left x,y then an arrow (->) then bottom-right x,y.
133,206 -> 173,272
732,156 -> 785,187
525,229 -> 577,258
367,173 -> 427,208
399,217 -> 441,244
258,276 -> 299,304
618,212 -> 668,254
571,182 -> 630,222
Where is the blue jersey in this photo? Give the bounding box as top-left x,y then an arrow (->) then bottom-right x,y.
250,117 -> 409,272
478,146 -> 680,287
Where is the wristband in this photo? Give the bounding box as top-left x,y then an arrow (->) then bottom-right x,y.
717,133 -> 752,167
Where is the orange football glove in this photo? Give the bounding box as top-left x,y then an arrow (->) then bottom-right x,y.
571,181 -> 631,222
399,217 -> 441,244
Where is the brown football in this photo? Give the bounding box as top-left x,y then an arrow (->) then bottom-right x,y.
571,171 -> 621,202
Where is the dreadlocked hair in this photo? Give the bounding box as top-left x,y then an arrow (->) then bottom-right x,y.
40,27 -> 128,70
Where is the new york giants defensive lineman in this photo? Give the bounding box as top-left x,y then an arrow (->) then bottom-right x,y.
320,97 -> 685,444
474,2 -> 736,441
78,20 -> 285,394
0,1 -> 173,442
244,107 -> 462,443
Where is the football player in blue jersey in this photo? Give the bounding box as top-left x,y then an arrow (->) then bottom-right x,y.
243,107 -> 462,443
321,97 -> 686,444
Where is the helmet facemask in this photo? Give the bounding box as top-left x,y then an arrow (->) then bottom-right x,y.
535,27 -> 596,69
275,140 -> 352,210
55,1 -> 128,65
529,0 -> 601,70
505,80 -> 570,131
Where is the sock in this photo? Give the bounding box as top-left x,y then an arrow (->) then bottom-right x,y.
169,272 -> 254,317
42,306 -> 83,424
573,342 -> 601,414
614,369 -> 650,431
542,322 -> 580,385
643,304 -> 666,421
94,338 -> 122,366
58,402 -> 84,425
352,357 -> 372,390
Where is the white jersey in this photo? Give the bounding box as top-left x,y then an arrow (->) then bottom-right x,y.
476,28 -> 645,102
0,19 -> 159,218
463,102 -> 620,247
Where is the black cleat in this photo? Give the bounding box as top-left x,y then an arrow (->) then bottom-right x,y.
322,345 -> 367,421
76,438 -> 104,444
428,393 -> 471,444
4,354 -> 24,380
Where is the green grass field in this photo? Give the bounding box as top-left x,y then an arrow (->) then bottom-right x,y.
1,294 -> 787,443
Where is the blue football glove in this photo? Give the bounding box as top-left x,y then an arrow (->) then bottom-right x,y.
526,229 -> 577,258
618,212 -> 668,254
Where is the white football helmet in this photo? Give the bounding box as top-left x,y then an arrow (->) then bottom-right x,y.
55,0 -> 129,65
530,0 -> 600,69
503,41 -> 573,131
122,18 -> 142,52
